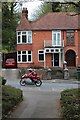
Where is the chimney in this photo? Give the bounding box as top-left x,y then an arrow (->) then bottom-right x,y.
22,8 -> 28,19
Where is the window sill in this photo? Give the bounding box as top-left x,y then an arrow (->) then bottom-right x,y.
17,43 -> 32,45
38,61 -> 44,62
17,62 -> 33,63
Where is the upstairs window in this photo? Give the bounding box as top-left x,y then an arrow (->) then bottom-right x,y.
52,31 -> 61,46
17,31 -> 32,44
66,30 -> 75,46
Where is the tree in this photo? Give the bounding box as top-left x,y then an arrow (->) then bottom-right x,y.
31,1 -> 80,21
2,2 -> 20,52
52,1 -> 80,13
31,2 -> 52,21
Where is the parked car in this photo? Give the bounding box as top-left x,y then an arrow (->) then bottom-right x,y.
5,58 -> 16,68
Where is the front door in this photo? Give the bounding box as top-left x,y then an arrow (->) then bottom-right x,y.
52,53 -> 59,66
65,50 -> 76,67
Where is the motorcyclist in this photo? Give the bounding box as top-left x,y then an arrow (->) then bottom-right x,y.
28,68 -> 37,76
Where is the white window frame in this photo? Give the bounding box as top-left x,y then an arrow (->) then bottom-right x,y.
17,50 -> 32,63
38,50 -> 44,62
17,31 -> 32,44
52,31 -> 61,46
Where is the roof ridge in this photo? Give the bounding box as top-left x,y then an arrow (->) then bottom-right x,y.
31,12 -> 78,24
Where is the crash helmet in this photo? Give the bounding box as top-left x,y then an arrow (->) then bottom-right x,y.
28,68 -> 33,72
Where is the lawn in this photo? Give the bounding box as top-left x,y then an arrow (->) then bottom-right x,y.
2,85 -> 23,119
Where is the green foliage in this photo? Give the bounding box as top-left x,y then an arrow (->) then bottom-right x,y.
61,88 -> 80,120
2,85 -> 23,118
2,2 -> 20,51
31,2 -> 52,21
31,2 -> 80,21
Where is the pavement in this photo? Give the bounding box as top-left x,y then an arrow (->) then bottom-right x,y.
42,78 -> 80,84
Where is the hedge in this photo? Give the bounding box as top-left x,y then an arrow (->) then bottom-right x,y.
2,85 -> 23,118
60,88 -> 80,120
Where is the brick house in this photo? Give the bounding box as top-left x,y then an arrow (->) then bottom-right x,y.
16,8 -> 80,68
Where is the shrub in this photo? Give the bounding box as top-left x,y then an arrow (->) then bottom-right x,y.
0,76 -> 7,85
60,88 -> 80,120
2,85 -> 23,118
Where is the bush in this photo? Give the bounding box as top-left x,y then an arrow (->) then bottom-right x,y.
60,88 -> 80,120
0,76 -> 7,85
2,85 -> 23,118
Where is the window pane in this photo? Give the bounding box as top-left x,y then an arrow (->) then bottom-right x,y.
71,33 -> 74,38
39,54 -> 44,61
22,32 -> 26,35
57,33 -> 60,45
28,55 -> 31,61
18,55 -> 21,62
28,51 -> 31,54
53,33 -> 56,45
28,31 -> 32,43
18,36 -> 20,43
18,51 -> 21,54
28,31 -> 32,35
39,51 -> 44,53
22,55 -> 27,62
18,32 -> 21,35
66,31 -> 75,46
22,35 -> 26,43
28,36 -> 31,43
22,51 -> 26,54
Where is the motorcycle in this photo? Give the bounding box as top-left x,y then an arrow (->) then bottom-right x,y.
20,72 -> 42,87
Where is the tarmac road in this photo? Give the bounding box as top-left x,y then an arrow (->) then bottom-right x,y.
2,69 -> 79,118
9,88 -> 62,118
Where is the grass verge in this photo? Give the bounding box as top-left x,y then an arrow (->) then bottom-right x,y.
2,85 -> 23,119
60,88 -> 80,120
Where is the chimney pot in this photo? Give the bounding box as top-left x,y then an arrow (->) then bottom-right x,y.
22,8 -> 28,19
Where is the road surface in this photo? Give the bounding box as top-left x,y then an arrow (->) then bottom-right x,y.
2,69 -> 79,118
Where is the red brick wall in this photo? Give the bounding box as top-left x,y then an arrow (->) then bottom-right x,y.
32,31 -> 52,67
63,30 -> 79,66
17,30 -> 80,67
17,44 -> 33,51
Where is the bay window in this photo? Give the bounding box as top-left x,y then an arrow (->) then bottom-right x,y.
17,51 -> 32,63
17,31 -> 32,44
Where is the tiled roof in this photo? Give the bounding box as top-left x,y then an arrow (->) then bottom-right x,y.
16,15 -> 32,30
16,12 -> 80,31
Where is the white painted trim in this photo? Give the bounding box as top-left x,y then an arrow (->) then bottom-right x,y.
17,31 -> 32,44
17,50 -> 32,63
52,30 -> 61,46
38,50 -> 44,62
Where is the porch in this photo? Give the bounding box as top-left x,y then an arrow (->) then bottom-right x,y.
44,40 -> 64,68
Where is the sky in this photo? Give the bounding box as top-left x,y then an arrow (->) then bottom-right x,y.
22,1 -> 42,20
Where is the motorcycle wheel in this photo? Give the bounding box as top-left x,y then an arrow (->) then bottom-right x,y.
20,79 -> 26,86
35,79 -> 42,87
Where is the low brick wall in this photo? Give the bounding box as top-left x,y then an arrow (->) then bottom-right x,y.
19,67 -> 64,80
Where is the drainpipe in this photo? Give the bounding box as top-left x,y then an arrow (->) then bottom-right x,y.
63,40 -> 64,68
44,40 -> 46,68
44,50 -> 46,68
